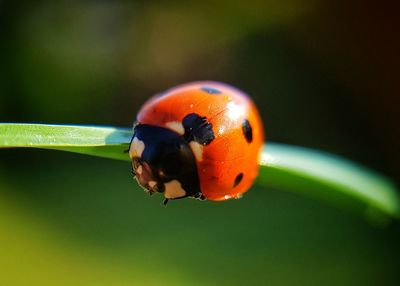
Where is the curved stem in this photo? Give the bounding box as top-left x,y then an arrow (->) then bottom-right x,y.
258,144 -> 400,221
1,123 -> 399,221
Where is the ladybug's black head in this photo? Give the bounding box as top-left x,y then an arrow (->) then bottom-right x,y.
129,124 -> 203,202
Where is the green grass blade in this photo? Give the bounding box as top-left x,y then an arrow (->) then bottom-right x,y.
1,123 -> 399,220
258,144 -> 400,221
0,123 -> 132,161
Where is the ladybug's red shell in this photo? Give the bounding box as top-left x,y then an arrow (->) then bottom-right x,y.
136,81 -> 264,201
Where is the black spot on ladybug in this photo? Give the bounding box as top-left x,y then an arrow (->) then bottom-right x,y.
233,173 -> 243,187
201,87 -> 221,94
183,113 -> 215,145
242,119 -> 253,143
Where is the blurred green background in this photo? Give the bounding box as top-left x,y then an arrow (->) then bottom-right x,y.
1,1 -> 399,285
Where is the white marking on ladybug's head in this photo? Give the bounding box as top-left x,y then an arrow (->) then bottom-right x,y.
129,137 -> 145,158
189,141 -> 203,161
132,160 -> 156,191
148,181 -> 157,188
164,180 -> 186,199
165,121 -> 185,135
227,101 -> 245,121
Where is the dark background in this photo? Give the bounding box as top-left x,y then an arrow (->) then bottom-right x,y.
1,1 -> 399,285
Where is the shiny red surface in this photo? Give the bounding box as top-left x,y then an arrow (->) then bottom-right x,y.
137,81 -> 264,201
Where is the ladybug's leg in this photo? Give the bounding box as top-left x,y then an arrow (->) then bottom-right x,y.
192,192 -> 206,201
125,123 -> 138,153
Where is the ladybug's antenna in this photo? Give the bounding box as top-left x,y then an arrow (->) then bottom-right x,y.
163,198 -> 169,206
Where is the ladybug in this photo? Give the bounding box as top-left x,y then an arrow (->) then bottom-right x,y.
129,81 -> 264,204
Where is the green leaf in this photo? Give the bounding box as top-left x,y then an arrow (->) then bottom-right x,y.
1,123 -> 399,221
0,123 -> 132,161
258,144 -> 400,222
